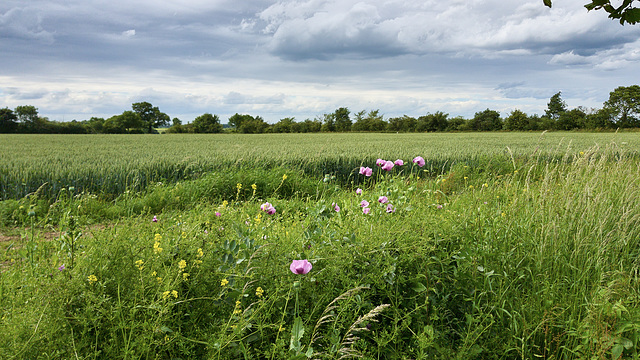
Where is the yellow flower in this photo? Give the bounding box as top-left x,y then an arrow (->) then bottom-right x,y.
464,176 -> 468,180
222,200 -> 228,207
154,233 -> 162,242
256,287 -> 264,297
221,278 -> 229,286
233,300 -> 242,315
482,183 -> 488,188
135,259 -> 144,270
236,183 -> 242,190
87,275 -> 98,284
254,212 -> 262,224
153,241 -> 163,254
162,290 -> 171,299
197,248 -> 204,258
156,277 -> 162,283
151,271 -> 157,276
178,260 -> 187,271
282,174 -> 287,181
579,151 -> 585,155
181,231 -> 186,239
469,185 -> 474,189
251,183 -> 257,190
182,273 -> 190,281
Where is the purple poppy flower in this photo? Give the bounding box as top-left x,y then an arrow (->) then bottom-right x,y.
386,204 -> 395,213
378,196 -> 388,204
359,166 -> 373,177
290,259 -> 312,275
58,264 -> 65,271
261,202 -> 276,215
215,212 -> 221,217
360,200 -> 369,208
394,159 -> 404,166
376,158 -> 385,167
332,203 -> 340,212
152,216 -> 158,222
356,188 -> 363,195
363,207 -> 371,215
412,156 -> 425,167
381,161 -> 394,171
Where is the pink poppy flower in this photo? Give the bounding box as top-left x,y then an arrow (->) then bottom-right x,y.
378,196 -> 388,204
363,207 -> 371,215
360,200 -> 369,208
394,159 -> 404,166
215,212 -> 221,217
412,156 -> 425,167
376,158 -> 385,167
359,166 -> 373,177
386,204 -> 395,213
356,188 -> 363,195
152,216 -> 158,222
290,259 -> 312,275
261,202 -> 276,215
381,161 -> 394,171
332,203 -> 340,212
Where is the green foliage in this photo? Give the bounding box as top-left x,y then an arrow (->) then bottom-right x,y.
192,113 -> 223,133
544,0 -> 640,24
604,85 -> 640,127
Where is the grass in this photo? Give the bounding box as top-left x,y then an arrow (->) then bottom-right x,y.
1,134 -> 639,359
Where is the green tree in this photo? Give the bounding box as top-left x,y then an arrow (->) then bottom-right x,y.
273,117 -> 296,133
545,92 -> 567,121
387,115 -> 417,132
15,105 -> 42,132
471,109 -> 502,131
238,116 -> 269,133
321,113 -> 336,132
352,110 -> 386,132
192,113 -> 223,133
0,107 -> 18,133
228,113 -> 256,131
416,111 -> 449,132
504,109 -> 529,131
333,107 -> 352,132
131,102 -> 170,133
544,0 -> 640,25
603,85 -> 640,128
556,108 -> 586,130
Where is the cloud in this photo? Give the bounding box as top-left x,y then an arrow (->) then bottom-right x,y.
0,7 -> 54,43
122,29 -> 136,37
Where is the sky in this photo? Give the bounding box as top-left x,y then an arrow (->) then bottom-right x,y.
1,0 -> 639,124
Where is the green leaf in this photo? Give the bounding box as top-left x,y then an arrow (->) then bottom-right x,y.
543,0 -> 552,7
411,281 -> 427,293
611,343 -> 623,360
289,317 -> 305,352
623,8 -> 640,24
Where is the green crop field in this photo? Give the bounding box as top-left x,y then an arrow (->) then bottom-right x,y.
1,132 -> 639,359
1,132 -> 637,200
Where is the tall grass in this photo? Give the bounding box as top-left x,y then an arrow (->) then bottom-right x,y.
1,142 -> 639,359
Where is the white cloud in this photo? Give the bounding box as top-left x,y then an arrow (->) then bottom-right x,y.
122,29 -> 136,37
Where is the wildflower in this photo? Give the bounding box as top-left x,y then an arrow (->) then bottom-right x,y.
236,183 -> 242,190
251,183 -> 257,190
151,271 -> 157,276
579,151 -> 585,156
482,183 -> 488,188
381,161 -> 394,171
215,211 -> 221,217
178,260 -> 187,271
260,202 -> 276,215
256,287 -> 264,297
233,300 -> 242,315
162,291 -> 171,299
394,159 -> 404,166
359,166 -> 373,177
222,200 -> 228,207
182,273 -> 190,281
58,264 -> 65,271
154,233 -> 162,242
356,188 -> 363,195
282,174 -> 288,181
376,158 -> 385,166
436,204 -> 443,209
413,156 -> 426,167
87,275 -> 97,284
332,202 -> 340,212
464,176 -> 468,180
152,216 -> 158,222
181,231 -> 187,239
290,259 -> 313,274
378,196 -> 388,204
221,278 -> 229,286
197,248 -> 204,258
363,207 -> 371,215
135,259 -> 144,270
386,204 -> 395,213
153,241 -> 163,254
255,212 -> 262,223
469,185 -> 474,189
360,200 -> 369,208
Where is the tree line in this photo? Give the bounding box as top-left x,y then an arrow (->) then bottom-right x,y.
1,86 -> 639,134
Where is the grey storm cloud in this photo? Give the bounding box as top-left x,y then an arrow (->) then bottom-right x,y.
0,0 -> 639,122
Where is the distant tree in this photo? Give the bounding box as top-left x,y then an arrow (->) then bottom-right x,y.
297,119 -> 322,133
603,85 -> 640,128
446,116 -> 468,131
85,117 -> 105,134
545,92 -> 567,121
387,115 -> 416,132
556,108 -> 586,130
471,109 -> 502,131
273,117 -> 296,133
321,113 -> 336,132
192,113 -> 223,133
238,116 -> 269,133
504,109 -> 529,131
584,108 -> 614,129
352,110 -> 386,131
0,107 -> 18,133
228,113 -> 257,131
544,0 -> 640,25
15,105 -> 42,132
172,118 -> 182,127
333,107 -> 352,132
131,102 -> 170,133
416,111 -> 449,132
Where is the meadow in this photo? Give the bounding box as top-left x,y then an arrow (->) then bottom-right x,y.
1,132 -> 639,359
